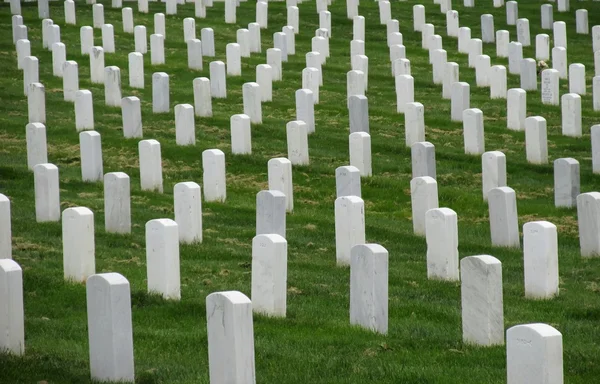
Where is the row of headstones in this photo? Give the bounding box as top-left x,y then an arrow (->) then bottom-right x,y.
0,238 -> 566,383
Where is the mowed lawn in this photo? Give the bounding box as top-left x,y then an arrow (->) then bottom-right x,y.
1,0 -> 600,382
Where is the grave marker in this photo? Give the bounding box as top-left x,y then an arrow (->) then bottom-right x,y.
335,196 -> 365,266
426,208 -> 458,280
62,207 -> 95,282
80,131 -> 103,182
525,116 -> 548,164
252,234 -> 287,317
202,149 -> 226,202
554,158 -> 579,208
146,219 -> 180,300
104,172 -> 131,234
0,259 -> 24,355
411,176 -> 438,236
34,163 -> 60,222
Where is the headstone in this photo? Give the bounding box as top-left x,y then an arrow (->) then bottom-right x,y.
411,176 -> 439,236
252,234 -> 287,317
553,21 -> 567,48
552,47 -> 567,79
336,166 -> 361,198
193,77 -> 212,117
183,18 -> 195,43
256,190 -> 286,240
150,34 -> 165,65
104,172 -> 131,233
230,114 -> 251,155
174,182 -> 202,243
541,4 -> 553,30
86,273 -> 134,382
576,9 -> 588,35
475,55 -> 491,87
496,30 -> 509,57
451,82 -> 470,122
426,208 -> 458,280
122,97 -> 143,138
12,16 -> 23,45
16,39 -> 30,70
506,1 -> 518,25
134,25 -> 147,54
554,158 -> 579,208
413,5 -> 425,32
561,93 -> 582,137
75,90 -> 94,131
507,324 -> 563,384
489,186 -> 520,247
335,196 -> 365,265
274,32 -> 288,62
225,0 -> 236,23
482,151 -> 506,200
523,222 -> 559,299
104,66 -> 121,107
237,29 -> 250,58
175,104 -> 195,146
593,26 -> 600,53
569,63 -> 586,95
446,10 -> 459,37
481,14 -> 495,43
351,55 -> 368,90
206,291 -> 255,384
139,0 -> 148,13
396,75 -> 414,113
51,43 -> 66,78
432,49 -> 447,84
26,123 -> 48,170
458,27 -> 471,53
353,16 -> 365,40
525,116 -> 548,164
34,163 -> 60,222
520,59 -> 537,91
0,259 -> 24,355
594,77 -> 600,111
194,0 -> 205,18
296,89 -> 315,134
243,82 -> 262,124
463,109 -> 485,155
405,102 -> 425,147
348,95 -> 369,134
320,11 -> 331,37
394,58 -> 411,77
442,62 -> 458,99
188,39 -> 203,70
145,219 -> 180,300
536,34 -> 550,60
92,4 -> 104,28
349,132 -> 372,177
557,0 -> 569,12
209,61 -> 226,98
508,42 -> 523,74
256,1 -> 268,28
89,46 -> 104,84
202,149 -> 226,202
21,55 -> 36,96
288,7 -> 299,34
286,121 -> 309,165
102,24 -> 115,53
461,255 -> 504,346
80,131 -> 103,182
154,14 -> 166,36
490,65 -> 507,99
225,43 -> 241,76
379,0 -> 391,25
139,140 -> 163,192
166,0 -> 177,14
28,82 -> 45,124
468,38 -> 482,68
267,48 -> 282,81
62,207 -> 95,282
0,196 -> 11,259
541,69 -> 560,105
578,192 -> 600,257
411,142 -> 436,179
268,158 -> 293,212
422,23 -> 435,49
517,18 -> 530,46
350,244 -> 388,334
507,88 -> 526,131
122,8 -> 133,33
150,73 -> 169,114
201,28 -> 215,57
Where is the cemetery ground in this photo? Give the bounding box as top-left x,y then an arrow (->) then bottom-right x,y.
2,0 -> 600,383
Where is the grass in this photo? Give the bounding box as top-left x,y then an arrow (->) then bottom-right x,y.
1,0 -> 600,382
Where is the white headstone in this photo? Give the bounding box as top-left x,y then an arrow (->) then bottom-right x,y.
554,158 -> 579,208
507,88 -> 526,131
411,176 -> 439,236
26,123 -> 48,170
536,34 -> 550,60
0,259 -> 24,355
541,69 -> 560,105
256,1 -> 268,28
34,163 -> 60,222
188,39 -> 203,70
122,8 -> 133,33
508,42 -> 523,74
396,74 -> 414,113
175,104 -> 195,146
525,116 -> 548,164
16,39 -> 30,71
541,4 -> 553,30
447,11 -> 459,38
104,66 -> 121,107
252,234 -> 287,317
569,63 -> 586,95
92,4 -> 104,28
134,25 -> 147,54
496,30 -> 509,57
523,222 -> 559,299
411,142 -> 436,179
80,131 -> 103,182
104,172 -> 131,234
286,120 -> 309,165
206,291 -> 255,384
506,1 -> 518,25
27,82 -> 45,124
296,89 -> 315,134
0,196 -> 11,260
101,24 -> 115,53
553,21 -> 567,48
336,166 -> 361,198
349,132 -> 372,177
451,82 -> 470,122
335,196 -> 365,265
267,48 -> 282,81
481,14 -> 495,43
75,90 -> 94,131
145,219 -> 180,300
86,273 -> 134,382
202,149 -> 226,202
152,72 -> 169,113
517,18 -> 530,46
174,182 -> 202,244
52,43 -> 66,77
89,46 -> 104,84
63,61 -> 79,102
475,54 -> 491,87
490,65 -> 507,99
463,108 -> 485,155
121,96 -> 143,138
561,93 -> 582,137
256,190 -> 286,239
243,82 -> 262,124
507,324 -> 563,384
461,255 -> 504,346
578,192 -> 600,257
442,62 -> 459,99
458,27 -> 471,53
489,187 -> 520,247
405,103 -> 425,147
62,207 -> 95,282
150,34 -> 165,65
201,28 -> 215,57
520,59 -> 537,91
426,208 -> 458,280
482,151 -> 507,201
209,61 -> 226,98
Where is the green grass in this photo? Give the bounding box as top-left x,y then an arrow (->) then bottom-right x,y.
1,0 -> 600,382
